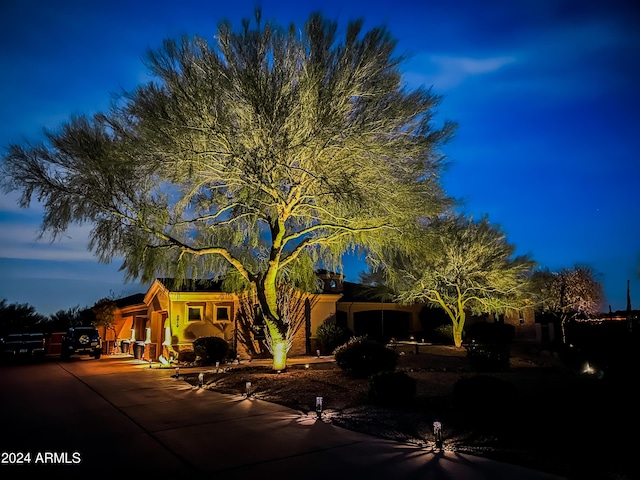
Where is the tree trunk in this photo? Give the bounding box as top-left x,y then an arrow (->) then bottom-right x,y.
451,313 -> 465,348
256,268 -> 288,371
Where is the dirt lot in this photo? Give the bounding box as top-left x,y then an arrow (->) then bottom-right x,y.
182,344 -> 635,480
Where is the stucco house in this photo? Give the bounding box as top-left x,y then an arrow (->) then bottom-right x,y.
108,273 -> 345,362
104,271 -> 540,362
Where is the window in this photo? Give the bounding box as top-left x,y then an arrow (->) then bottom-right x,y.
216,306 -> 230,322
187,305 -> 203,322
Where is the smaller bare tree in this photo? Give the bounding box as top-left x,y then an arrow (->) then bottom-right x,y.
529,265 -> 604,343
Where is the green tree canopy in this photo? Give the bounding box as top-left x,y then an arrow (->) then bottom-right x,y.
46,305 -> 86,332
92,297 -> 118,337
381,214 -> 536,347
0,299 -> 47,336
0,10 -> 454,368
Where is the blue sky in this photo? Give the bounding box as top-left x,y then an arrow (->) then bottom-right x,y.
1,0 -> 639,316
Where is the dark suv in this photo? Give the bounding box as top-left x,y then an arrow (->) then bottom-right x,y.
60,326 -> 102,360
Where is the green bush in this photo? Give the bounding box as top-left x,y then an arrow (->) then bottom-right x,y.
316,321 -> 352,354
334,336 -> 398,378
193,336 -> 229,365
368,370 -> 416,407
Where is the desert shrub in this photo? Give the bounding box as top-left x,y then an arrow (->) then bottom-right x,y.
463,322 -> 515,371
316,321 -> 352,354
452,375 -> 518,432
193,336 -> 229,365
334,336 -> 398,378
368,370 -> 416,407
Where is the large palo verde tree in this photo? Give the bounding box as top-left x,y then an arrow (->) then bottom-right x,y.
0,10 -> 454,369
382,214 -> 535,347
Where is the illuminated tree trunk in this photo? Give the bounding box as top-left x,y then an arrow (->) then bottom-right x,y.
435,296 -> 466,348
452,312 -> 465,348
256,263 -> 288,371
452,323 -> 464,347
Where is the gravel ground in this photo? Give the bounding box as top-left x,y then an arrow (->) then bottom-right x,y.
181,345 -> 635,480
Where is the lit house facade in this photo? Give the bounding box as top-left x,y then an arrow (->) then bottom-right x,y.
107,271 -> 540,362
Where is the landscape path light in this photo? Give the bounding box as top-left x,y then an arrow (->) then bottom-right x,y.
245,381 -> 252,398
198,372 -> 204,388
433,421 -> 443,450
174,367 -> 180,379
316,396 -> 323,419
215,361 -> 220,373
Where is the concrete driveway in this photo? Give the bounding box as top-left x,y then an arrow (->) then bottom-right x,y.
0,355 -> 566,478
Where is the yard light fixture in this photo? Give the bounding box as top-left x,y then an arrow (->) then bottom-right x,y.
433,421 -> 443,450
245,381 -> 252,398
198,372 -> 204,388
215,361 -> 220,373
584,361 -> 594,375
316,396 -> 323,419
316,349 -> 321,358
175,367 -> 180,379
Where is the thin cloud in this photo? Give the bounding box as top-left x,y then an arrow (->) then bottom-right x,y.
0,222 -> 98,261
403,54 -> 517,90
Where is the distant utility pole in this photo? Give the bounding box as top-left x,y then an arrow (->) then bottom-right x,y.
627,280 -> 633,332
